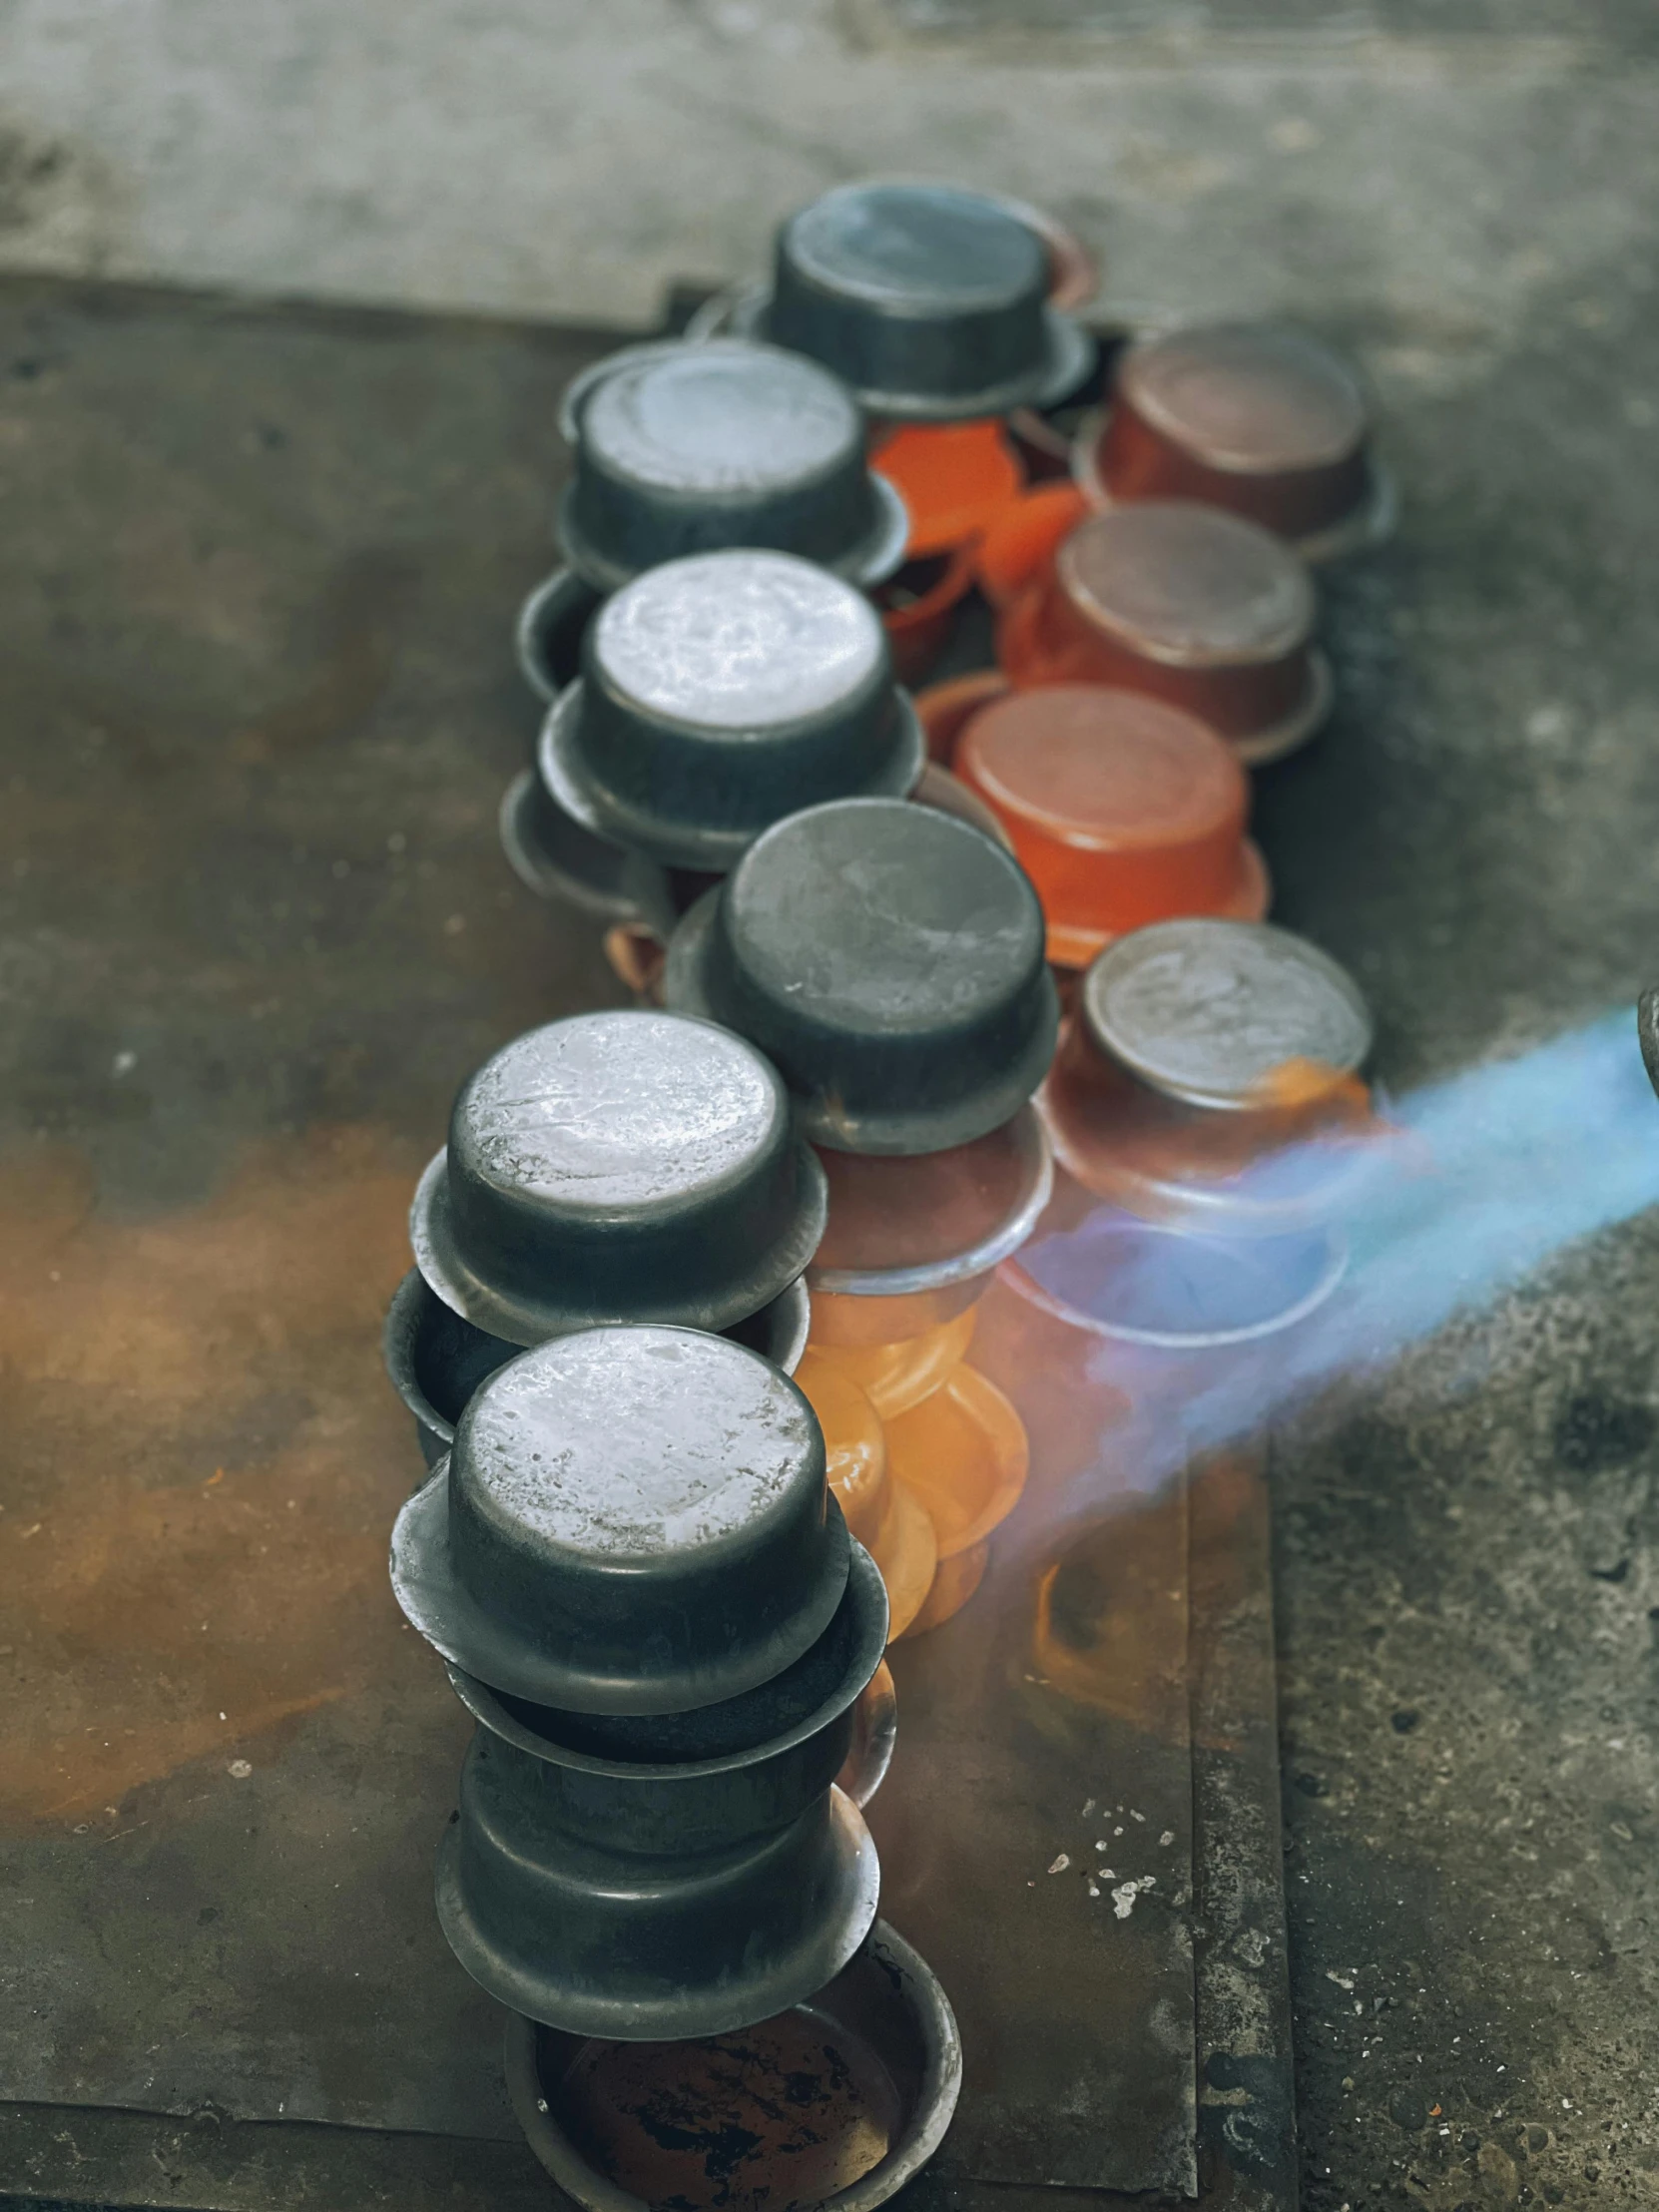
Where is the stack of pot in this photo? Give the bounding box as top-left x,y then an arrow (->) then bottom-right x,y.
1009,916 -> 1380,1356
501,326 -> 1010,967
688,180 -> 1102,681
663,793 -> 1057,1634
399,176 -> 1407,2204
935,319 -> 1394,980
384,1007 -> 962,2205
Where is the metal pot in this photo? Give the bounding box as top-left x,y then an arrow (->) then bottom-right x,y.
503,1920 -> 962,2209
437,1733 -> 878,2040
995,500 -> 1333,768
383,1266 -> 812,1472
441,1540 -> 887,1815
738,181 -> 1093,424
951,683 -> 1271,970
665,798 -> 1059,1157
410,1009 -> 827,1347
537,552 -> 925,871
443,1540 -> 887,1768
556,339 -> 908,592
1039,918 -> 1376,1238
392,1326 -> 851,1716
1073,320 -> 1395,562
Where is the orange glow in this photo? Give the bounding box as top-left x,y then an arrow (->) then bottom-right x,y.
887,1367 -> 1029,1639
810,1306 -> 979,1418
1247,1056 -> 1372,1112
794,1350 -> 937,1640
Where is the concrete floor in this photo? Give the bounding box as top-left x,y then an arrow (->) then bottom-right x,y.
0,0 -> 1654,343
3,4 -> 1659,2207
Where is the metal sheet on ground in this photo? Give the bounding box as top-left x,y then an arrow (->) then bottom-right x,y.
0,275 -> 1292,2210
870,1477 -> 1198,2194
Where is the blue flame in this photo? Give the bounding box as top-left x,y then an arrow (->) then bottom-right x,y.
1014,1009 -> 1659,1487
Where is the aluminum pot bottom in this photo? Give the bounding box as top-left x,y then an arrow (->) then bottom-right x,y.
504,1919 -> 961,2212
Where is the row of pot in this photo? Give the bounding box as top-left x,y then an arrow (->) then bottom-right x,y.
380,999 -> 984,2204
420,175 -> 1393,2211
385,766 -> 1068,2202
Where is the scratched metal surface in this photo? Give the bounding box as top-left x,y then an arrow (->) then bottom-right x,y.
0,276 -> 1291,2210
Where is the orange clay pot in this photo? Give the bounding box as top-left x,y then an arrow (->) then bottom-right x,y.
953,684 -> 1270,970
871,420 -> 1025,559
794,1350 -> 938,1640
975,482 -> 1088,612
887,1366 -> 1029,1637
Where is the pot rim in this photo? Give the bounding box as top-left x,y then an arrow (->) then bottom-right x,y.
383,1267 -> 813,1450
392,1457 -> 853,1717
441,1544 -> 890,1781
498,768 -> 675,928
408,1127 -> 829,1350
502,1917 -> 963,2212
998,1220 -> 1350,1348
536,677 -> 928,872
808,1106 -> 1054,1298
514,563 -> 602,707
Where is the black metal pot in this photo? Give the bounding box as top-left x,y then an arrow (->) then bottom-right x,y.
737,181 -> 1094,424
383,1266 -> 812,1472
438,1731 -> 878,2039
445,1535 -> 886,1791
445,1538 -> 887,1765
391,1325 -> 850,1715
664,798 -> 1059,1157
556,339 -> 908,593
536,551 -> 925,872
409,1009 -> 827,1347
1041,917 -> 1377,1236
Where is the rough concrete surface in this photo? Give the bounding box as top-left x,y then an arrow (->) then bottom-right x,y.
2,2 -> 1659,2207
1244,216 -> 1659,2203
0,0 -> 1654,342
